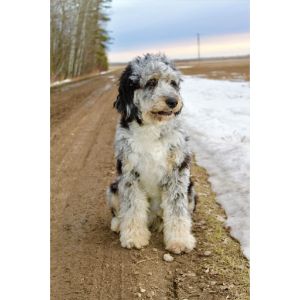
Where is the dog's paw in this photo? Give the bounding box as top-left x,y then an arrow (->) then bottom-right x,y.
120,228 -> 151,249
165,233 -> 196,254
111,217 -> 120,233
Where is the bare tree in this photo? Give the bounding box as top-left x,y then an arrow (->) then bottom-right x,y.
51,0 -> 110,81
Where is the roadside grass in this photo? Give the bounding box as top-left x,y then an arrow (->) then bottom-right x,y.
173,161 -> 249,300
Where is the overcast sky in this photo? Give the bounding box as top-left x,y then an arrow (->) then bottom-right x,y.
105,0 -> 249,62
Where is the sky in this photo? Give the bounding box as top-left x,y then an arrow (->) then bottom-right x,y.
105,0 -> 249,62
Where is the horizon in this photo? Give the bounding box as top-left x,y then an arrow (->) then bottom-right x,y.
108,54 -> 250,66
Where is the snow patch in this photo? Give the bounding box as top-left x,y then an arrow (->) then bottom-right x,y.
51,78 -> 71,87
181,76 -> 250,259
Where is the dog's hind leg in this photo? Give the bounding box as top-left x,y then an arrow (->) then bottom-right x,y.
107,181 -> 121,233
188,180 -> 198,214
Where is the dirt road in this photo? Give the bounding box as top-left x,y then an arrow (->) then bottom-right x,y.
51,61 -> 249,300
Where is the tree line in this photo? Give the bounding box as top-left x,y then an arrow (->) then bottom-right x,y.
51,0 -> 110,81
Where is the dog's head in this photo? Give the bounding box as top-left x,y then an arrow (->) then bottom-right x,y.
114,53 -> 183,126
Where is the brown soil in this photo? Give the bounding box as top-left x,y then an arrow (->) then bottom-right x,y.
177,57 -> 250,81
51,58 -> 249,300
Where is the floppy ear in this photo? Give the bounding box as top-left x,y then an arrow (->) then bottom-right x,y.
114,64 -> 140,122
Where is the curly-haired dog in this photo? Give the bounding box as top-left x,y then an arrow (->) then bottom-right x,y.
107,53 -> 197,254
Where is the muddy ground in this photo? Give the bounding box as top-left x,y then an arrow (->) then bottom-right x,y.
51,58 -> 250,300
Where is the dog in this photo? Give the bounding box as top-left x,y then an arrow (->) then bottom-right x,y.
107,53 -> 197,254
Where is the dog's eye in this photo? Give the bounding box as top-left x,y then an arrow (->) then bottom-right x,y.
145,78 -> 158,89
171,80 -> 178,89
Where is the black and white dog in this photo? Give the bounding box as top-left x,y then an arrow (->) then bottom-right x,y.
107,53 -> 197,254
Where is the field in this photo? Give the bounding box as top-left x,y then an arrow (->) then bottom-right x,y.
51,57 -> 250,299
176,57 -> 249,81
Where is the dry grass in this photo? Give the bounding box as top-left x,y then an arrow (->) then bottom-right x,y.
172,161 -> 250,300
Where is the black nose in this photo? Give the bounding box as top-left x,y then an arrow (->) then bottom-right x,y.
165,97 -> 178,108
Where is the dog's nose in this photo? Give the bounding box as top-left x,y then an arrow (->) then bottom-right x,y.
165,97 -> 178,108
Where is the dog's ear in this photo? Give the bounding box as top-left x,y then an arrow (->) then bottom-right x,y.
114,64 -> 140,122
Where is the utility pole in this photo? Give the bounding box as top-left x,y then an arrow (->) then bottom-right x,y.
197,33 -> 200,61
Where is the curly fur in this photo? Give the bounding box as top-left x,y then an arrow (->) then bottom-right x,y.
107,53 -> 197,254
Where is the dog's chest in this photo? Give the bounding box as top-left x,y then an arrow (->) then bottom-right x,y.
131,128 -> 170,197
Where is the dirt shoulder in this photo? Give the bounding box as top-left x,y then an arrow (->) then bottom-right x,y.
51,59 -> 249,300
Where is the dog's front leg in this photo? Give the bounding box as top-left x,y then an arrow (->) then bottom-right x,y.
119,174 -> 151,249
161,170 -> 196,254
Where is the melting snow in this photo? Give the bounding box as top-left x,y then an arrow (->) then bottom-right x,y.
51,78 -> 71,87
181,76 -> 250,259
